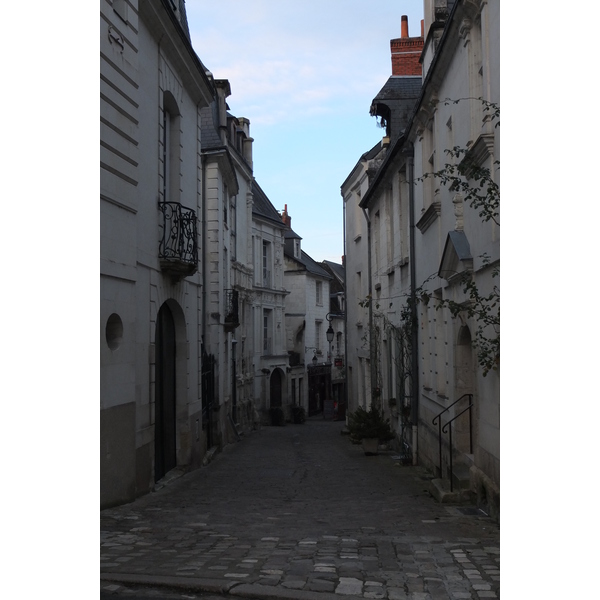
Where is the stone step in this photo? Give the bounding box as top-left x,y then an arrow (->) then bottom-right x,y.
428,478 -> 471,504
451,464 -> 471,490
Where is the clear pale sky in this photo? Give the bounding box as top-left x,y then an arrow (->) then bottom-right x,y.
185,0 -> 424,264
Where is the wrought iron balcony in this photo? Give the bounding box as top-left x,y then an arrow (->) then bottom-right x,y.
158,202 -> 198,280
224,289 -> 239,331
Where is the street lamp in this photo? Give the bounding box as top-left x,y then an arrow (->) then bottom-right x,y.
326,324 -> 334,361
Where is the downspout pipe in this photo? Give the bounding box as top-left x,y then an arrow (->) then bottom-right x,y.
405,143 -> 419,464
361,206 -> 377,411
342,195 -> 349,422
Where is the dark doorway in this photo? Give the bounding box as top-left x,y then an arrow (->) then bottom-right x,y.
155,303 -> 177,482
308,365 -> 330,416
201,348 -> 215,449
270,369 -> 283,408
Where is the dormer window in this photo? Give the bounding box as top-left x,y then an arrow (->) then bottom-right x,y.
294,239 -> 300,259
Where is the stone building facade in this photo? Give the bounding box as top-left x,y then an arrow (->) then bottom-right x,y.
342,0 -> 500,517
282,208 -> 334,418
250,181 -> 289,424
101,0 -> 214,507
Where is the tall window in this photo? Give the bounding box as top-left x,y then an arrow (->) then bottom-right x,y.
374,211 -> 380,276
262,241 -> 271,287
162,108 -> 171,201
385,186 -> 394,264
263,309 -> 272,354
230,194 -> 237,260
252,236 -> 256,281
162,92 -> 180,203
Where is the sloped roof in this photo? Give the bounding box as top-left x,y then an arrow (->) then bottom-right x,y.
300,251 -> 332,279
176,0 -> 191,41
438,230 -> 473,281
370,76 -> 422,142
322,260 -> 345,285
199,104 -> 222,149
284,228 -> 302,240
285,246 -> 332,280
252,180 -> 286,229
371,76 -> 422,103
340,140 -> 383,191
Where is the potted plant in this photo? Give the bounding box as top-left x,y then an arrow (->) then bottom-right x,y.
347,405 -> 395,455
292,405 -> 306,424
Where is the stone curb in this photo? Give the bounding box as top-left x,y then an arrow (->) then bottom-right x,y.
100,573 -> 365,600
230,583 -> 362,600
100,573 -> 234,595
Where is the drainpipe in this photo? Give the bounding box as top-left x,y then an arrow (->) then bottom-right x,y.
361,206 -> 377,411
343,197 -> 349,423
200,149 -> 212,450
405,143 -> 419,465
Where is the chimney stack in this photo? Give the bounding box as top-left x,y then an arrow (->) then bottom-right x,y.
401,15 -> 409,38
390,16 -> 424,77
281,204 -> 292,229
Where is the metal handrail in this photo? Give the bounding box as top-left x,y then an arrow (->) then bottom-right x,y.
432,393 -> 473,480
442,404 -> 473,492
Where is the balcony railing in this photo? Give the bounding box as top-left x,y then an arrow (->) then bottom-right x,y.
159,201 -> 198,280
224,289 -> 239,331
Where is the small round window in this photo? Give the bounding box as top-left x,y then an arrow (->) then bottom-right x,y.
105,313 -> 123,351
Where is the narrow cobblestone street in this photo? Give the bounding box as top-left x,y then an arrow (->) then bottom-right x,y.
101,419 -> 499,599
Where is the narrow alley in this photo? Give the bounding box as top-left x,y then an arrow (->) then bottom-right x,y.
101,420 -> 499,600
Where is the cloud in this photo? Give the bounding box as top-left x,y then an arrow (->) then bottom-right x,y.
184,0 -> 425,261
186,1 -> 419,126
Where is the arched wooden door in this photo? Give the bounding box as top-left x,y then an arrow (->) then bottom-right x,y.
155,303 -> 177,482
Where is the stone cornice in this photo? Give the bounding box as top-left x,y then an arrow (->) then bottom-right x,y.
416,201 -> 441,233
460,133 -> 495,176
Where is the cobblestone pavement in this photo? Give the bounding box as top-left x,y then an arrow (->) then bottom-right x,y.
101,419 -> 499,599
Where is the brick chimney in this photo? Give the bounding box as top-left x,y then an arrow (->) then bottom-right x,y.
281,204 -> 292,229
390,15 -> 424,76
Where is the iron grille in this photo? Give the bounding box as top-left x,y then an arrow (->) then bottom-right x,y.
224,289 -> 239,329
159,202 -> 198,267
